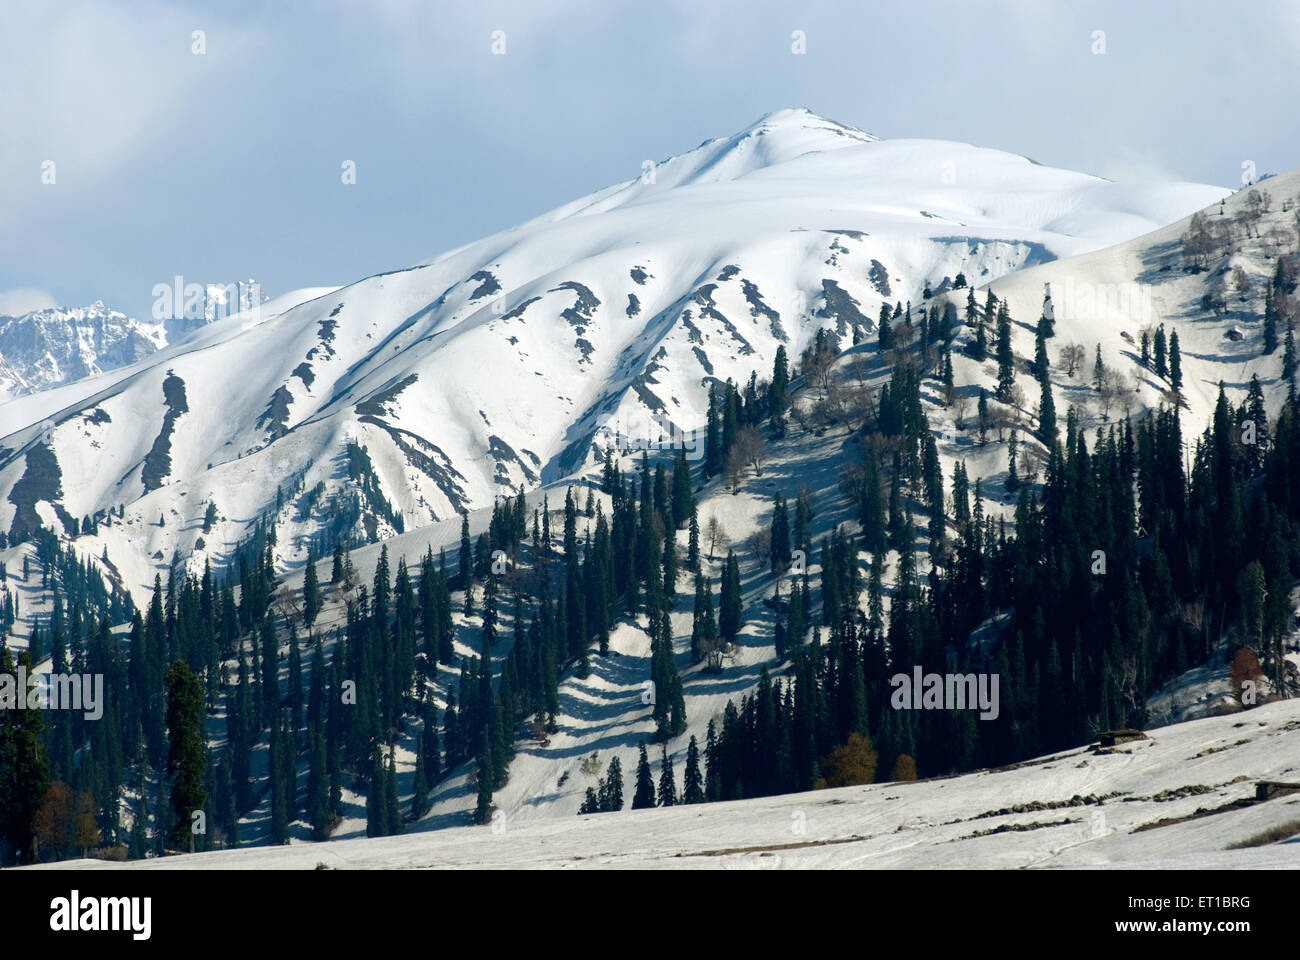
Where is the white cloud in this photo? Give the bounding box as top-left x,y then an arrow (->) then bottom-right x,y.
0,287 -> 59,316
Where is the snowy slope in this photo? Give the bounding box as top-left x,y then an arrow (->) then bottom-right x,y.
0,109 -> 1228,597
970,168 -> 1300,453
30,696 -> 1300,869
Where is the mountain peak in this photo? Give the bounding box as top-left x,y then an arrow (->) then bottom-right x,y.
744,107 -> 875,140
593,108 -> 878,199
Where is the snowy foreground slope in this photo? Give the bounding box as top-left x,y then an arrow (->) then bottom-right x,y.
34,698 -> 1300,869
0,109 -> 1228,597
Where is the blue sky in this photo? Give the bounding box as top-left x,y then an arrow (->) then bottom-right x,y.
2,0 -> 1298,319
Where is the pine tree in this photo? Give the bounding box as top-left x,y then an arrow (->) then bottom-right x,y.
704,720 -> 721,802
1039,285 -> 1055,338
878,303 -> 894,353
1033,317 -> 1050,379
768,345 -> 790,437
671,446 -> 694,527
0,649 -> 51,864
722,380 -> 739,462
656,743 -> 677,807
1169,330 -> 1182,391
769,493 -> 790,574
887,456 -> 904,550
965,289 -> 987,361
1038,360 -> 1057,444
164,660 -> 207,852
385,747 -> 402,834
366,746 -> 386,837
859,448 -> 886,555
473,732 -> 494,824
631,742 -> 656,809
269,713 -> 289,844
1263,287 -> 1279,354
682,735 -> 704,803
303,555 -> 320,626
718,551 -> 743,646
995,303 -> 1015,401
662,524 -> 678,601
691,572 -> 718,666
601,756 -> 624,811
309,727 -> 330,840
705,385 -> 722,479
459,512 -> 474,615
794,489 -> 812,558
1285,315 -> 1298,403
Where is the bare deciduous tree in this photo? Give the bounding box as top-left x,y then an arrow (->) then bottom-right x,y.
723,446 -> 747,493
1098,366 -> 1133,420
1007,383 -> 1026,419
1060,342 -> 1086,379
732,424 -> 766,478
1184,210 -> 1214,268
954,394 -> 971,430
706,515 -> 729,561
1232,265 -> 1251,301
846,354 -> 872,383
802,346 -> 836,391
274,583 -> 300,620
843,380 -> 875,430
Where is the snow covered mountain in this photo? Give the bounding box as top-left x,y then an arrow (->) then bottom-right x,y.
0,301 -> 166,401
4,118 -> 1299,867
0,108 -> 1231,595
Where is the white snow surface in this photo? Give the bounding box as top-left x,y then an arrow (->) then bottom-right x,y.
30,697 -> 1300,870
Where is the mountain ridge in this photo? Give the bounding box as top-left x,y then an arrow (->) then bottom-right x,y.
0,110 -> 1238,596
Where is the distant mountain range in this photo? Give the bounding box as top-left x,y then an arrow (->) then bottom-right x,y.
0,300 -> 166,400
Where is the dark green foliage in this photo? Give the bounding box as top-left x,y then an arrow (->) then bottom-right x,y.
631,743 -> 655,809
769,493 -> 791,574
1169,329 -> 1182,390
682,736 -> 704,804
995,302 -> 1015,401
303,554 -> 320,626
164,660 -> 206,852
0,650 -> 51,864
656,743 -> 677,807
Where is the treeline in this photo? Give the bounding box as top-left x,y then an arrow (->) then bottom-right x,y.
689,326 -> 1299,805
0,418 -> 722,859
